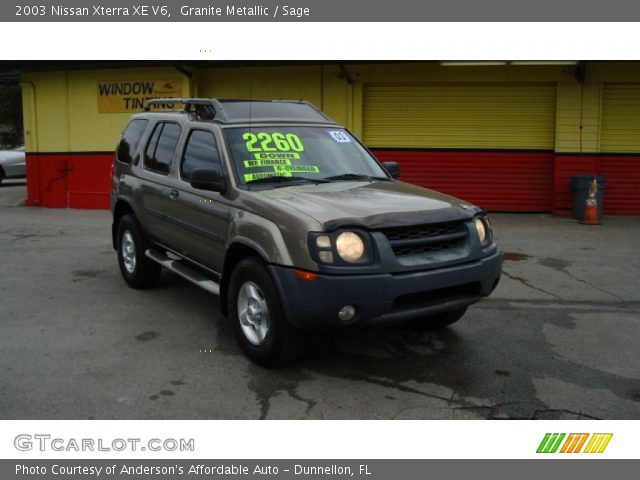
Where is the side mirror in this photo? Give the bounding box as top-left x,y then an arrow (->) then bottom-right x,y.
382,161 -> 400,179
190,167 -> 227,194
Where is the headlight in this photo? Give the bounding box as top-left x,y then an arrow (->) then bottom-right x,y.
335,232 -> 365,262
474,217 -> 492,245
309,230 -> 372,266
474,218 -> 486,244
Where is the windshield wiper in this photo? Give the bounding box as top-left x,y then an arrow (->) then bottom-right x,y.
246,175 -> 331,186
322,173 -> 390,182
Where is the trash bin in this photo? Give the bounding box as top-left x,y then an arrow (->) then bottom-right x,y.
570,175 -> 605,220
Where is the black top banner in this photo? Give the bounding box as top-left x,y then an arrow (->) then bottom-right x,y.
6,0 -> 640,21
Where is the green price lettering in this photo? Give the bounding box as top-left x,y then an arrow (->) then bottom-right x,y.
243,132 -> 305,153
273,165 -> 320,174
244,171 -> 292,182
286,133 -> 304,152
243,132 -> 259,152
244,158 -> 292,168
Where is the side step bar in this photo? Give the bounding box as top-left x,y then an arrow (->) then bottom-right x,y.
145,249 -> 220,295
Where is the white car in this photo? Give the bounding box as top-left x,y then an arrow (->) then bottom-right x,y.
0,146 -> 25,184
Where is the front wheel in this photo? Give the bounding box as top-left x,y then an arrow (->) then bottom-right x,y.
409,307 -> 468,331
116,214 -> 161,289
228,258 -> 304,366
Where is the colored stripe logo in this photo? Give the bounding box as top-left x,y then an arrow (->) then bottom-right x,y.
537,433 -> 612,453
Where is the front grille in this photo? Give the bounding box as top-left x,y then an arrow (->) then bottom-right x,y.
381,221 -> 468,257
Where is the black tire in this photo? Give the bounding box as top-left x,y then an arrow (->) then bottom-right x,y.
408,307 -> 468,331
116,214 -> 161,289
228,257 -> 304,367
0,167 -> 5,185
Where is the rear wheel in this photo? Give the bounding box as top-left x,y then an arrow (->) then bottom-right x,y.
409,307 -> 467,330
116,214 -> 161,289
229,257 -> 303,366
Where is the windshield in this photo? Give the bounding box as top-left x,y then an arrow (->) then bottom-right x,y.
223,126 -> 388,188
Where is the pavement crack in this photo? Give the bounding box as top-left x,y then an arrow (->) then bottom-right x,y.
246,365 -> 313,420
451,400 -> 542,419
539,257 -> 625,301
392,405 -> 446,420
478,297 -> 640,311
452,401 -> 603,420
358,376 -> 452,404
531,408 -> 601,420
561,271 -> 624,301
502,271 -> 562,299
286,388 -> 318,416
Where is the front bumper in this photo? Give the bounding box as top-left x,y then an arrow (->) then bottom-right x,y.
268,250 -> 502,329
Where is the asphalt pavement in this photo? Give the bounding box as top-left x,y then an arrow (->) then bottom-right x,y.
1,182 -> 639,419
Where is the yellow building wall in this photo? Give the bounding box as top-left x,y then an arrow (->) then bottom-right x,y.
194,65 -> 322,107
194,64 -> 352,129
21,71 -> 70,153
555,62 -> 640,153
20,62 -> 640,155
22,66 -> 192,152
555,80 -> 600,153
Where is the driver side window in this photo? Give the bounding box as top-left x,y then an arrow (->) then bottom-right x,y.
181,130 -> 222,181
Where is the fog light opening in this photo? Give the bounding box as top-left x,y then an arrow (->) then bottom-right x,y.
337,305 -> 356,321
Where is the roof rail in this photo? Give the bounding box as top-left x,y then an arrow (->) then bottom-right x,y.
144,98 -> 217,119
143,98 -> 216,111
142,97 -> 337,125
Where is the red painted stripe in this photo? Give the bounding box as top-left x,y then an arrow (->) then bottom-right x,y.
553,155 -> 640,215
26,153 -> 112,209
372,149 -> 554,212
24,150 -> 640,215
599,156 -> 640,214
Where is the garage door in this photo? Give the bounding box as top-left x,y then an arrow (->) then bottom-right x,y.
601,84 -> 640,152
599,84 -> 640,214
363,83 -> 557,211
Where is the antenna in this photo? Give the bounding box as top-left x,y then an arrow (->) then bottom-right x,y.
248,66 -> 253,131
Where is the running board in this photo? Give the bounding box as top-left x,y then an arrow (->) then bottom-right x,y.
145,249 -> 220,296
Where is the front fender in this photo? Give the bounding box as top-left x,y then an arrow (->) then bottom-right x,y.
227,209 -> 317,271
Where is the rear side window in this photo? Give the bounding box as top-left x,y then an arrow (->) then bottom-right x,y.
117,119 -> 148,164
181,130 -> 221,181
144,122 -> 181,174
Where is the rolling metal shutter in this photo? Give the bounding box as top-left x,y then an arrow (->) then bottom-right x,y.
363,83 -> 557,211
599,84 -> 640,214
601,84 -> 640,152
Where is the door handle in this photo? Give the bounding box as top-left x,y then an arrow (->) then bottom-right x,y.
169,189 -> 179,199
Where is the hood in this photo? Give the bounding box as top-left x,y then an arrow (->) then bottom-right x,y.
255,180 -> 481,230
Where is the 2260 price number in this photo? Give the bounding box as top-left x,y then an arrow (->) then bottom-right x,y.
243,132 -> 305,153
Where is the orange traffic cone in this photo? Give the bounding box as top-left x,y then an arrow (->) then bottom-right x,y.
580,176 -> 601,225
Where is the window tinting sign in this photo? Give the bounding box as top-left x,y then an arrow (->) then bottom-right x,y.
98,78 -> 183,113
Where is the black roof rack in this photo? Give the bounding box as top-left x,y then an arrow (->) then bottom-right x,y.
142,98 -> 336,125
144,98 -> 214,112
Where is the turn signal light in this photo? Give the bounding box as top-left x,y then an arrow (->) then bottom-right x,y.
294,269 -> 317,281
